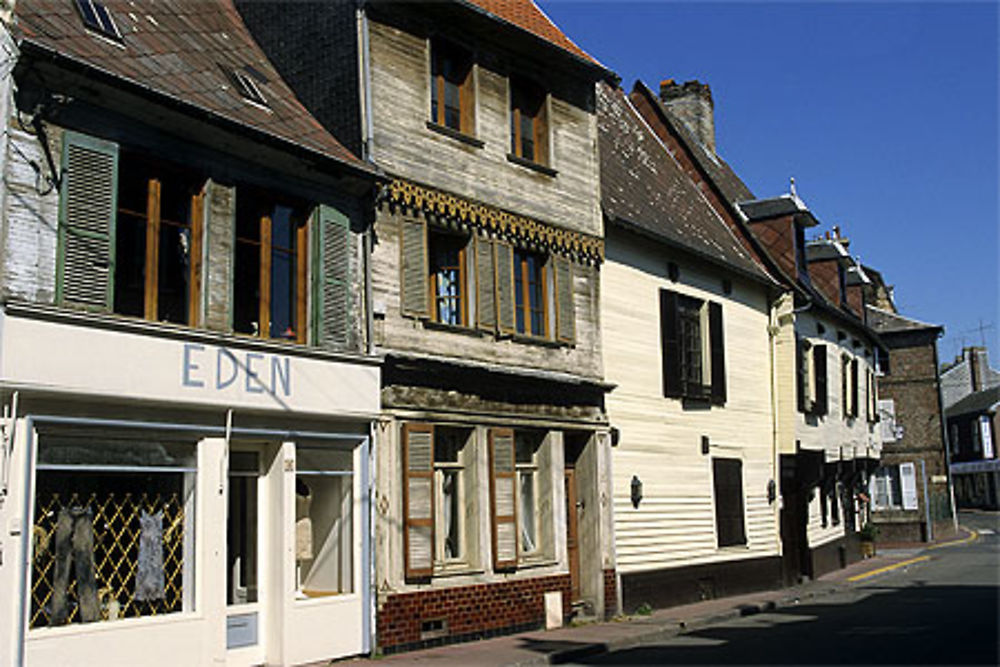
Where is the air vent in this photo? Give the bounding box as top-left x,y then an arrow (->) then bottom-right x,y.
75,0 -> 123,42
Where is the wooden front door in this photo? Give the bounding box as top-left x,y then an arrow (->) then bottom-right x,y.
564,467 -> 581,602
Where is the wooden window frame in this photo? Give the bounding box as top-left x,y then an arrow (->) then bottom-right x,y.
427,228 -> 470,327
509,78 -> 549,166
513,248 -> 548,338
660,289 -> 726,402
430,39 -> 474,136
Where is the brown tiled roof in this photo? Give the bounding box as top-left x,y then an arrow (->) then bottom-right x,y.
462,0 -> 599,65
598,83 -> 769,282
14,0 -> 370,173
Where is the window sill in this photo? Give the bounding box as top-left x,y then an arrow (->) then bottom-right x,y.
516,555 -> 557,570
506,153 -> 558,177
423,320 -> 488,338
432,563 -> 484,578
426,121 -> 485,149
510,333 -> 564,348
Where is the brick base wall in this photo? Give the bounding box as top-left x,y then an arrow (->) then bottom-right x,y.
603,569 -> 618,618
377,574 -> 571,654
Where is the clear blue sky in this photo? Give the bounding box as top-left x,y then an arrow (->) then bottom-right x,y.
540,0 -> 999,367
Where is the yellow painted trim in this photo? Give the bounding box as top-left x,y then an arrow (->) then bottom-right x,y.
847,555 -> 930,582
927,528 -> 979,550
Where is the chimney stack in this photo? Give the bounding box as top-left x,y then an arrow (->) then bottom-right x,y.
660,78 -> 716,154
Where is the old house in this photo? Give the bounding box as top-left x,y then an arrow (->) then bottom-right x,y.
0,1 -> 380,665
598,81 -> 785,611
864,278 -> 956,542
237,0 -> 617,652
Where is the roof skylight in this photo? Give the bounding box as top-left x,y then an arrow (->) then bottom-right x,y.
75,0 -> 124,42
232,68 -> 268,108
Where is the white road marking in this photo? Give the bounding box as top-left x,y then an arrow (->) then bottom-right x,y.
978,529 -> 995,535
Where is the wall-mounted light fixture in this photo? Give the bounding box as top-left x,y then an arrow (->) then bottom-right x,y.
630,475 -> 643,509
610,426 -> 621,447
701,435 -> 710,455
767,479 -> 777,504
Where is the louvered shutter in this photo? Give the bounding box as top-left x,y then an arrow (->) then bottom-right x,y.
709,301 -> 726,404
57,132 -> 118,310
813,345 -> 828,416
475,235 -> 496,332
400,215 -> 429,317
494,241 -> 515,334
316,205 -> 352,349
403,423 -> 434,579
659,289 -> 682,398
850,358 -> 859,418
554,255 -> 575,343
489,428 -> 517,571
796,338 -> 807,413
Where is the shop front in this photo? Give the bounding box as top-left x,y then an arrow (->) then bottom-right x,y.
0,305 -> 379,666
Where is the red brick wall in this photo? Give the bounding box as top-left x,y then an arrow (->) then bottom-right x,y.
747,216 -> 797,280
377,574 -> 571,653
603,569 -> 618,619
846,285 -> 864,318
809,259 -> 843,306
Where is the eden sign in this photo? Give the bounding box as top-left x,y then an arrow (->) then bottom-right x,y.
182,343 -> 291,397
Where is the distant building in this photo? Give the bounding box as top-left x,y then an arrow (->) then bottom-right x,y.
947,385 -> 1000,510
941,347 -> 1000,410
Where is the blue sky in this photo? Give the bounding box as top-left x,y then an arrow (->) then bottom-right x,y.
540,0 -> 999,366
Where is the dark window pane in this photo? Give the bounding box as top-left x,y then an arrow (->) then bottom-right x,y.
233,240 -> 260,335
520,114 -> 534,162
444,79 -> 460,130
270,248 -> 295,339
157,224 -> 189,324
114,214 -> 145,317
272,205 -> 295,251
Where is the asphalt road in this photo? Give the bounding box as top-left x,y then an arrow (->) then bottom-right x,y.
575,512 -> 1000,666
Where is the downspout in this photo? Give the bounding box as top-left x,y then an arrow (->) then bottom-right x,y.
933,336 -> 960,533
768,296 -> 783,552
15,416 -> 34,667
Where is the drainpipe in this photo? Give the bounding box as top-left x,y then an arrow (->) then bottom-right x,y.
768,295 -> 783,552
15,416 -> 34,667
920,459 -> 933,542
932,337 -> 960,533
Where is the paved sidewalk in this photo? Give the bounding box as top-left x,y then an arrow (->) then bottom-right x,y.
360,529 -> 975,667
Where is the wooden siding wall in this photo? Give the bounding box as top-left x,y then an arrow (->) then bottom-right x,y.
367,21 -> 602,239
602,232 -> 779,574
372,207 -> 602,378
794,310 -> 882,463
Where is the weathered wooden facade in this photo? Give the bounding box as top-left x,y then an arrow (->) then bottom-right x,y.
238,0 -> 617,652
0,2 -> 380,665
598,82 -> 785,611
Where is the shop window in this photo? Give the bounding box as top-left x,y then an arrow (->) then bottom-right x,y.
513,248 -> 547,337
433,428 -> 472,564
509,78 -> 548,166
660,289 -> 726,403
428,229 -> 471,326
31,435 -> 197,628
295,447 -> 353,597
233,188 -> 308,342
515,431 -> 545,557
712,457 -> 746,547
228,450 -> 259,605
430,39 -> 474,135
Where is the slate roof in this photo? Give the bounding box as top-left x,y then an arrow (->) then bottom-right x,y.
462,0 -> 599,66
597,83 -> 769,282
14,0 -> 371,173
866,305 -> 943,334
947,385 -> 1000,418
632,81 -> 754,206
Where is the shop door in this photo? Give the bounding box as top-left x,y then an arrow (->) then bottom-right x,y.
564,467 -> 581,602
226,449 -> 267,662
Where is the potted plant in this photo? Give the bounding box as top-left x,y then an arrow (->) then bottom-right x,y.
859,522 -> 878,558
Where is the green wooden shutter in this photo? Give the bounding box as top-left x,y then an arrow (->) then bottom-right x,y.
494,240 -> 515,334
554,255 -> 575,344
709,301 -> 726,404
489,428 -> 517,570
813,345 -> 828,416
399,215 -> 429,317
659,289 -> 682,398
475,235 -> 496,332
403,423 -> 434,579
315,205 -> 352,349
57,132 -> 118,310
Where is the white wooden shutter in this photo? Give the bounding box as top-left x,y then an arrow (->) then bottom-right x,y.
58,132 -> 118,310
399,215 -> 429,317
899,462 -> 918,510
475,235 -> 496,332
554,255 -> 575,343
494,241 -> 515,334
403,423 -> 434,578
489,428 -> 518,570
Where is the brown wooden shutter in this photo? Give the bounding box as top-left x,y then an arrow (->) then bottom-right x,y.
813,344 -> 828,416
143,179 -> 161,320
403,423 -> 434,579
188,191 -> 204,327
709,301 -> 726,404
850,358 -> 859,418
489,428 -> 518,571
475,235 -> 496,332
494,240 -> 515,334
660,289 -> 682,398
57,132 -> 118,310
712,458 -> 746,547
533,97 -> 549,166
554,255 -> 575,343
400,215 -> 429,318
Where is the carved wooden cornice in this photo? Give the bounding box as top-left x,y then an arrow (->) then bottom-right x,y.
380,179 -> 604,263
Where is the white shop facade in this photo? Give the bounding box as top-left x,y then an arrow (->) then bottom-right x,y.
0,305 -> 379,666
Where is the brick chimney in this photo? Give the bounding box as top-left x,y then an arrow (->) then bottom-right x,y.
660,79 -> 715,154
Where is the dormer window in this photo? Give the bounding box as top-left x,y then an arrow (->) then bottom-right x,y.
233,68 -> 268,108
509,78 -> 548,166
75,0 -> 123,42
430,40 -> 474,135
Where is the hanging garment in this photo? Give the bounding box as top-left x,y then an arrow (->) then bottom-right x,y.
51,506 -> 100,624
135,510 -> 165,602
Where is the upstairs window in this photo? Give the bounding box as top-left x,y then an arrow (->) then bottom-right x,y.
233,189 -> 308,342
509,79 -> 549,166
659,289 -> 726,403
513,249 -> 547,337
428,229 -> 470,327
430,40 -> 474,135
75,0 -> 123,42
797,340 -> 828,416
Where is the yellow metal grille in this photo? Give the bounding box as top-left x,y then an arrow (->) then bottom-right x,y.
31,492 -> 187,627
